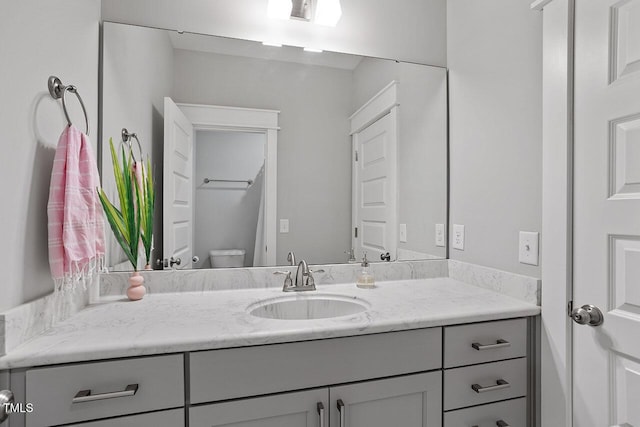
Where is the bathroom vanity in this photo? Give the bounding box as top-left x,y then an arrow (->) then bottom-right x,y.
0,278 -> 539,427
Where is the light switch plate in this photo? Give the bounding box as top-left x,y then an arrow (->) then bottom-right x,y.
399,224 -> 407,243
452,224 -> 465,250
519,231 -> 539,265
279,219 -> 289,233
435,224 -> 445,247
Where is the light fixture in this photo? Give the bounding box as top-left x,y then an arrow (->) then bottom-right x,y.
303,47 -> 323,53
314,0 -> 342,26
262,41 -> 283,47
267,0 -> 342,26
267,0 -> 293,20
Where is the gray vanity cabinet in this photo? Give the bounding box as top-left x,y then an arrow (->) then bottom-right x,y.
190,388 -> 328,427
2,316 -> 536,427
330,372 -> 442,427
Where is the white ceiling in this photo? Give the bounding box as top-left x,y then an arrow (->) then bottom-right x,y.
168,30 -> 364,70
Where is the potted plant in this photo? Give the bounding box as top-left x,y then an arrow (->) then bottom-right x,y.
97,138 -> 149,300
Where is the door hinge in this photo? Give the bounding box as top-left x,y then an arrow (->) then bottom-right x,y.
355,150 -> 358,162
354,227 -> 358,238
567,300 -> 573,317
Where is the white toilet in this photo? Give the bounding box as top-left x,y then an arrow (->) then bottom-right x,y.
209,249 -> 246,268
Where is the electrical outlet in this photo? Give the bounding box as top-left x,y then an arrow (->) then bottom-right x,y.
279,219 -> 289,233
452,224 -> 465,250
399,224 -> 407,243
435,224 -> 445,247
519,231 -> 539,265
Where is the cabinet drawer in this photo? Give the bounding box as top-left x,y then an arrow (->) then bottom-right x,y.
25,354 -> 184,427
444,358 -> 527,411
444,397 -> 526,427
68,408 -> 184,427
444,318 -> 527,368
190,328 -> 442,404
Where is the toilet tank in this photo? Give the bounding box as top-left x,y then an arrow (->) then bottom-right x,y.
209,249 -> 246,268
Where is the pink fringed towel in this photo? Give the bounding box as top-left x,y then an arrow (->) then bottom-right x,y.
47,125 -> 105,290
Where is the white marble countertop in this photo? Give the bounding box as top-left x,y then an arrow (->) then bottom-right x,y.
0,278 -> 539,369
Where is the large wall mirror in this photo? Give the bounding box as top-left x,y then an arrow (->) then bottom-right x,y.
101,22 -> 448,271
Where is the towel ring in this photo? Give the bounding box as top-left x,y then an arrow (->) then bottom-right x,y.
48,76 -> 90,136
121,128 -> 143,161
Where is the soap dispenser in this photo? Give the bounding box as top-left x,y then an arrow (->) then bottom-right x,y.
356,252 -> 375,289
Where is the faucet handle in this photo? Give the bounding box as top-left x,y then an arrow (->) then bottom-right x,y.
306,275 -> 316,289
274,271 -> 294,290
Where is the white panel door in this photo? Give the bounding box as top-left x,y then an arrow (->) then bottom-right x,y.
330,372 -> 442,427
352,108 -> 398,262
163,97 -> 194,269
573,0 -> 640,425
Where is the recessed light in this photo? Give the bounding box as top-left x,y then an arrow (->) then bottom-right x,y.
303,47 -> 323,53
262,42 -> 283,47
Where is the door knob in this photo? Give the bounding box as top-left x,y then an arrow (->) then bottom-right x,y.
571,304 -> 604,326
0,390 -> 14,424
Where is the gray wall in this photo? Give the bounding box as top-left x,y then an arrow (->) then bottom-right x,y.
352,59 -> 447,259
101,22 -> 174,268
447,0 -> 542,277
194,130 -> 265,268
101,0 -> 446,66
0,0 -> 101,312
172,50 -> 353,265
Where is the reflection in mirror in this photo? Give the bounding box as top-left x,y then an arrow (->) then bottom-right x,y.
101,22 -> 448,271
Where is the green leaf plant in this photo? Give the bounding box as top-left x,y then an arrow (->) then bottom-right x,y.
97,138 -> 141,271
138,157 -> 155,267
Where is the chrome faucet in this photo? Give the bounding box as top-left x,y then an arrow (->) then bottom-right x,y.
294,260 -> 312,289
287,251 -> 296,266
273,259 -> 324,292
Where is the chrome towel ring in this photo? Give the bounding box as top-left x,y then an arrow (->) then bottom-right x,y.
48,75 -> 90,136
121,128 -> 143,161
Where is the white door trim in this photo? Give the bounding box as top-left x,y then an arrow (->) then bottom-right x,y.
540,0 -> 574,425
349,81 -> 399,135
177,103 -> 279,266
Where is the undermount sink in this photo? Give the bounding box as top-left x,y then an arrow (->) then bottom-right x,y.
248,294 -> 369,320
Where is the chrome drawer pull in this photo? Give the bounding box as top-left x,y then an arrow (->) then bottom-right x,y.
337,399 -> 346,427
471,379 -> 510,393
72,384 -> 139,403
471,339 -> 510,351
317,402 -> 325,427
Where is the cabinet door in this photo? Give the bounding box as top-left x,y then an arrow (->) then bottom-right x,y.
189,388 -> 328,427
330,372 -> 442,427
68,409 -> 184,426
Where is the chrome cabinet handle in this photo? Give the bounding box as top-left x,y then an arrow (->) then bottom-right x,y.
337,399 -> 346,427
0,390 -> 14,424
471,379 -> 510,393
317,402 -> 325,427
72,384 -> 138,403
472,421 -> 509,427
471,339 -> 511,351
